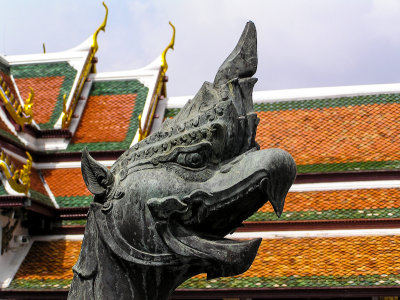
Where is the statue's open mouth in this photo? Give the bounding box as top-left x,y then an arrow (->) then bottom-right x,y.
154,148 -> 296,279
164,219 -> 262,279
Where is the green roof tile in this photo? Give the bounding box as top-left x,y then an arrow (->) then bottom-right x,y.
11,62 -> 77,129
179,274 -> 400,289
66,80 -> 148,152
56,196 -> 92,208
248,207 -> 400,222
253,93 -> 400,112
0,61 -> 9,74
0,182 -> 7,195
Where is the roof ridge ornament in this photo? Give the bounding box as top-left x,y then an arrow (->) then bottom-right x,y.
62,3 -> 108,129
0,150 -> 32,195
92,2 -> 108,54
161,21 -> 175,74
0,75 -> 34,130
137,22 -> 176,141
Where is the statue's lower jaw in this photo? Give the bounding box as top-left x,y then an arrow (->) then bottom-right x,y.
160,221 -> 262,279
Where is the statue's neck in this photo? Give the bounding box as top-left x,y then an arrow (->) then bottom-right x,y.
69,213 -> 197,300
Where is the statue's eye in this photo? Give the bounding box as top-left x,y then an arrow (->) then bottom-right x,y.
176,152 -> 205,168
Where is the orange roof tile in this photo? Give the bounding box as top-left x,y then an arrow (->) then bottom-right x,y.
14,77 -> 64,124
13,240 -> 80,282
0,114 -> 15,136
247,235 -> 400,278
188,235 -> 400,282
72,94 -> 137,144
0,71 -> 18,97
11,235 -> 400,289
30,169 -> 48,196
256,103 -> 400,166
41,168 -> 90,197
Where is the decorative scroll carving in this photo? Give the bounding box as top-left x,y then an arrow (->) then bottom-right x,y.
0,150 -> 32,195
0,75 -> 33,129
61,2 -> 108,129
139,21 -> 176,141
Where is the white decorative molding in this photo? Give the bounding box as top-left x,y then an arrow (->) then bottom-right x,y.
33,235 -> 84,241
31,228 -> 400,242
0,216 -> 32,288
166,82 -> 400,108
230,228 -> 400,240
290,180 -> 400,192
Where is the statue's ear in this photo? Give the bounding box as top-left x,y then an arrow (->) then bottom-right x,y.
81,147 -> 114,196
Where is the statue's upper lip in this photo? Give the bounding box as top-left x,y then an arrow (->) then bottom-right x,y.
176,148 -> 296,236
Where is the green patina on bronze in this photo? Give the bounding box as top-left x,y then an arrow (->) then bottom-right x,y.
68,22 -> 296,300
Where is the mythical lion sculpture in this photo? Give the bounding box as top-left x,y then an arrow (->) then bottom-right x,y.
68,21 -> 296,300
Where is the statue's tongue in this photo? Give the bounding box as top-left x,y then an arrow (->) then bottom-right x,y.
160,221 -> 261,279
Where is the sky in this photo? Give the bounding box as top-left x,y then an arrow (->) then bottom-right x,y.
2,0 -> 400,96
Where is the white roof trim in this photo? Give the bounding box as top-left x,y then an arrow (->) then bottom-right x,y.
167,82 -> 400,108
0,224 -> 32,288
31,228 -> 400,242
5,35 -> 92,65
64,35 -> 92,52
5,51 -> 89,65
0,54 -> 9,67
0,106 -> 19,138
230,228 -> 400,239
0,172 -> 26,196
1,150 -> 114,169
90,54 -> 162,82
91,69 -> 160,81
34,160 -> 115,169
290,180 -> 400,192
33,235 -> 84,241
39,171 -> 59,209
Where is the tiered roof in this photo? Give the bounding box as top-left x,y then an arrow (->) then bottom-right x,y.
8,233 -> 400,292
3,83 -> 400,298
0,5 -> 177,296
166,86 -> 400,173
1,8 -> 400,298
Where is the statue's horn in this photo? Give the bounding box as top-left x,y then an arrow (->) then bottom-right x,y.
213,21 -> 257,87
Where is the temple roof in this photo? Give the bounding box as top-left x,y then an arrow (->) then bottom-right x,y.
7,232 -> 400,291
166,84 -> 400,174
0,7 -> 399,297
2,82 -> 400,296
41,168 -> 90,208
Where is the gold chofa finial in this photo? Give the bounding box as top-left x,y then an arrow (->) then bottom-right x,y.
138,114 -> 144,141
161,21 -> 175,73
0,150 -> 32,195
92,2 -> 108,54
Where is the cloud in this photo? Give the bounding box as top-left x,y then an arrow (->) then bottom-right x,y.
2,1 -> 400,95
